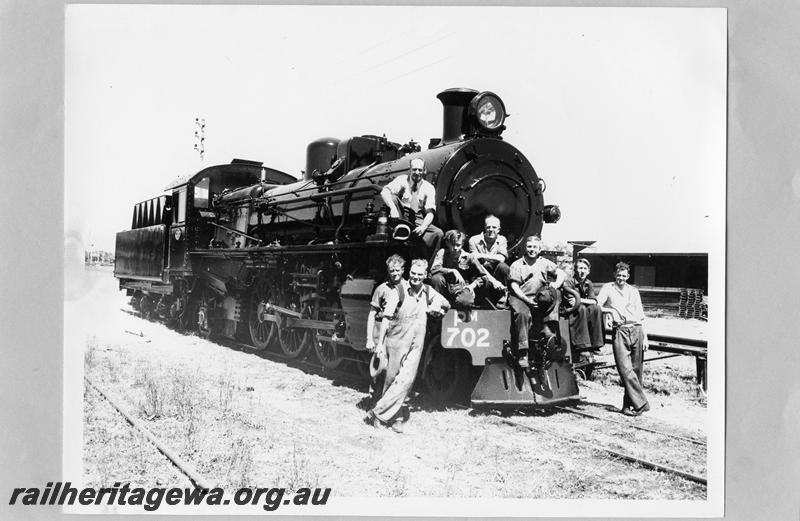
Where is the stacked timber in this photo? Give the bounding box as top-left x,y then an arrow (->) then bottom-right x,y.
590,284 -> 706,320
678,288 -> 705,319
640,286 -> 682,316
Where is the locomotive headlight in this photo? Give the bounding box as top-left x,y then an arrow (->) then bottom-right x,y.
542,205 -> 561,223
469,92 -> 506,132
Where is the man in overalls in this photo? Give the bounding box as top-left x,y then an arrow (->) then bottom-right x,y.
364,258 -> 450,433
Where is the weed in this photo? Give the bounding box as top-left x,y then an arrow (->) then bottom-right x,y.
94,426 -> 114,484
386,469 -> 408,497
444,463 -> 460,495
134,430 -> 149,476
104,356 -> 120,383
283,441 -> 319,490
217,369 -> 236,417
183,409 -> 199,454
132,361 -> 149,388
170,369 -> 197,420
85,336 -> 98,370
138,370 -> 164,419
225,436 -> 254,489
692,385 -> 707,406
117,348 -> 130,367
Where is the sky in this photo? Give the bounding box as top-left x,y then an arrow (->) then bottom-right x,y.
65,5 -> 726,254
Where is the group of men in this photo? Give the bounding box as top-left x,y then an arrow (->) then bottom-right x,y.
364,157 -> 650,432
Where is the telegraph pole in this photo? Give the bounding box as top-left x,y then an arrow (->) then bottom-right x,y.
193,117 -> 206,160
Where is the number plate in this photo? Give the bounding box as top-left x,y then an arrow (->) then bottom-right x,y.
439,309 -> 510,365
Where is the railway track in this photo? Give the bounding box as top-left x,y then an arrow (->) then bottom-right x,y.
120,309 -> 708,488
478,406 -> 707,486
554,403 -> 706,446
223,336 -> 708,487
84,375 -> 214,490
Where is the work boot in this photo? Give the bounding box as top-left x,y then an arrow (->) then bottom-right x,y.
517,349 -> 529,369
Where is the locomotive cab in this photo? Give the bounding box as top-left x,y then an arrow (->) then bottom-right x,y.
166,159 -> 296,271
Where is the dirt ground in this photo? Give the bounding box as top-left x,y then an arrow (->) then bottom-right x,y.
74,266 -> 707,500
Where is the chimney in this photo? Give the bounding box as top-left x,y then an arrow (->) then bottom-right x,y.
436,88 -> 478,144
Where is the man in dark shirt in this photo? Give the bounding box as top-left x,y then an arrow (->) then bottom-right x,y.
430,229 -> 503,309
564,258 -> 605,356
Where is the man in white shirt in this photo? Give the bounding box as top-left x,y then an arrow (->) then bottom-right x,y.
508,235 -> 567,368
380,158 -> 443,260
595,262 -> 650,416
468,214 -> 510,287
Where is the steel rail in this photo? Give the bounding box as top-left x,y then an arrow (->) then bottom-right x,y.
84,376 -> 215,490
487,413 -> 707,486
553,404 -> 707,446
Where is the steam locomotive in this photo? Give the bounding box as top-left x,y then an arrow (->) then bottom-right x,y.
114,88 -> 579,406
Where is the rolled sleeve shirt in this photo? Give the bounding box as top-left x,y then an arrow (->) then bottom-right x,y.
384,175 -> 436,226
370,281 -> 402,319
508,257 -> 556,298
595,283 -> 645,324
468,234 -> 508,260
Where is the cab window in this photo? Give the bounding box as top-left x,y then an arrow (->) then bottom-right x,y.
194,177 -> 210,209
174,188 -> 187,223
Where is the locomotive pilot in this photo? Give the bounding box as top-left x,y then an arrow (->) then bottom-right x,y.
595,262 -> 650,416
508,235 -> 567,368
381,158 -> 443,262
468,214 -> 511,290
364,258 -> 450,433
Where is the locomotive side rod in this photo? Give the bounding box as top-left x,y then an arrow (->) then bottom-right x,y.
84,376 -> 215,490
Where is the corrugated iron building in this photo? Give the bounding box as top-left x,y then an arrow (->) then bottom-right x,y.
573,241 -> 708,294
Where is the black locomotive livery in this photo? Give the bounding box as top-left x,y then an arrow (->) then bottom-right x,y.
114,88 -> 578,406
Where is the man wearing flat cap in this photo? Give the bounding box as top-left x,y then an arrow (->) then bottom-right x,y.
565,258 -> 605,358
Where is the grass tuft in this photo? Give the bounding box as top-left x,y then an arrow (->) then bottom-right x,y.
217,368 -> 236,418
138,370 -> 165,420
224,436 -> 254,489
85,336 -> 98,370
